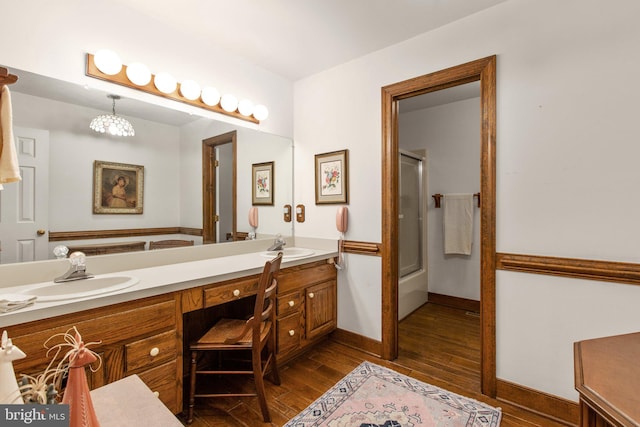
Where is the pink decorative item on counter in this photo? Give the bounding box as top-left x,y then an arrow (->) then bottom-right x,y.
46,327 -> 102,427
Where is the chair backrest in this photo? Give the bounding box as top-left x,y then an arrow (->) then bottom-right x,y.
149,239 -> 194,250
252,252 -> 283,339
221,252 -> 283,345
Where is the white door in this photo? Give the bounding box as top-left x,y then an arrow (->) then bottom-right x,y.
0,126 -> 49,264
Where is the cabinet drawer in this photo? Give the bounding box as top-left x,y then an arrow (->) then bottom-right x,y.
125,330 -> 177,373
277,313 -> 302,354
137,360 -> 179,413
278,262 -> 336,293
9,297 -> 176,373
204,276 -> 259,307
277,291 -> 302,317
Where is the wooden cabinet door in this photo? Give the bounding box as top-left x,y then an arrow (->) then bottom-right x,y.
305,280 -> 337,340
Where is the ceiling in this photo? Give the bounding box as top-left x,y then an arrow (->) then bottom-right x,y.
112,0 -> 508,81
8,1 -> 502,123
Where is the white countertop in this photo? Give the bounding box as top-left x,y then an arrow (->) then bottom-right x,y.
0,247 -> 336,327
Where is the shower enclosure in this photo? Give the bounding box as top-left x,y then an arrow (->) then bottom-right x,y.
398,151 -> 428,319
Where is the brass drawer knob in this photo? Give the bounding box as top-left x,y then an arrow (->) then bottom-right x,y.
288,330 -> 295,336
308,292 -> 315,299
233,289 -> 240,297
149,347 -> 160,357
288,300 -> 295,307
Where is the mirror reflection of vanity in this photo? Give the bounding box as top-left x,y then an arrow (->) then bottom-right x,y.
0,67 -> 293,265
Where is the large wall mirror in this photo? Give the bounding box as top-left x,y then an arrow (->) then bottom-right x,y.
0,67 -> 293,265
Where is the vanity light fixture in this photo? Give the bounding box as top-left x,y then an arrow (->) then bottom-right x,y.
201,86 -> 221,106
93,49 -> 122,75
179,79 -> 201,101
238,99 -> 254,117
85,52 -> 266,124
125,62 -> 152,86
253,104 -> 269,121
154,71 -> 177,94
89,95 -> 135,137
220,94 -> 239,112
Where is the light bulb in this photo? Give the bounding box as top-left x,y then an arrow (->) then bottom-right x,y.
201,87 -> 221,106
238,99 -> 254,116
253,104 -> 269,121
94,50 -> 122,75
154,72 -> 177,94
220,94 -> 238,112
126,62 -> 151,86
180,80 -> 201,101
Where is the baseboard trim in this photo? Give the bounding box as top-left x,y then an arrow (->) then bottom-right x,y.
330,328 -> 382,357
428,292 -> 480,313
496,379 -> 579,426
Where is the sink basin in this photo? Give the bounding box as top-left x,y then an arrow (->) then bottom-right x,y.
260,247 -> 315,260
22,275 -> 139,302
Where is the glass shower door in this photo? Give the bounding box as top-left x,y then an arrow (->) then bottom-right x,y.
399,152 -> 423,277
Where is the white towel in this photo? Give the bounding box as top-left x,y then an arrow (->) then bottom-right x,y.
0,294 -> 37,313
0,85 -> 21,190
443,193 -> 474,255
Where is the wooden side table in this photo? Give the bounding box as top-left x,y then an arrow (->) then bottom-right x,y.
574,332 -> 640,427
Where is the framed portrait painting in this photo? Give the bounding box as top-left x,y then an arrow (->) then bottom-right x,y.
93,160 -> 144,214
252,161 -> 274,205
315,149 -> 349,204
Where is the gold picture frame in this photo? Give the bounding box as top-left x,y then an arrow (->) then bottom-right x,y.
252,161 -> 274,205
315,149 -> 349,204
93,160 -> 144,214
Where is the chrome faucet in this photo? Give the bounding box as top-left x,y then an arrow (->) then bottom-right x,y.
54,251 -> 94,283
267,234 -> 286,251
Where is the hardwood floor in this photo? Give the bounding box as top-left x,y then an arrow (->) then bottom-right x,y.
181,303 -> 571,426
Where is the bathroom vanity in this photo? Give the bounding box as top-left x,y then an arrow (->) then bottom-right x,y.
0,244 -> 337,415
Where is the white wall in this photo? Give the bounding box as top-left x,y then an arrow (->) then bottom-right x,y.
294,0 -> 640,401
399,98 -> 481,301
0,0 -> 293,138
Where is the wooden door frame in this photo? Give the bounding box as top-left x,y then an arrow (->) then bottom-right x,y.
202,131 -> 237,244
381,56 -> 497,396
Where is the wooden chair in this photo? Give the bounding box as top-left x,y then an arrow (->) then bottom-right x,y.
148,239 -> 194,250
187,252 -> 283,424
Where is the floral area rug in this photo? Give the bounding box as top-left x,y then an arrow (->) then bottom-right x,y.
284,361 -> 501,427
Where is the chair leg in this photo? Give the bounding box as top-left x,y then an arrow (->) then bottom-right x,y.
187,350 -> 197,424
267,337 -> 281,386
253,354 -> 271,423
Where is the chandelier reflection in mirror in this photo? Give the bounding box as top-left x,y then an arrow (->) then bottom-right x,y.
89,94 -> 135,137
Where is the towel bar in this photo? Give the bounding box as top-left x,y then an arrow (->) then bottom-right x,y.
432,193 -> 480,209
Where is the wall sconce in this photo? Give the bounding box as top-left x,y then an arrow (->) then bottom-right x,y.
87,50 -> 268,124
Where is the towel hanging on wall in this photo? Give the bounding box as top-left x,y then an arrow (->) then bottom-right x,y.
0,85 -> 21,190
443,193 -> 473,255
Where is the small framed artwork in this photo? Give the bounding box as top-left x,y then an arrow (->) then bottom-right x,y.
93,160 -> 144,214
315,149 -> 349,204
252,161 -> 274,205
